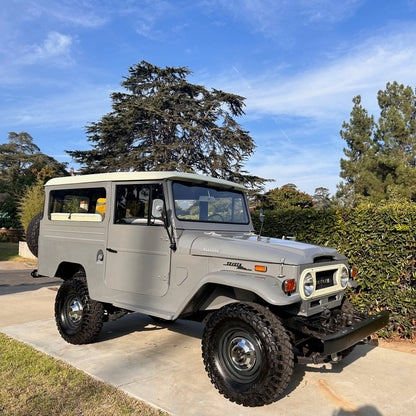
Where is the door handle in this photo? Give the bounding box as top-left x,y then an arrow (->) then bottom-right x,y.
106,248 -> 118,253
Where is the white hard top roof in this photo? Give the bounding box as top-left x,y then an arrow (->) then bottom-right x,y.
45,171 -> 247,191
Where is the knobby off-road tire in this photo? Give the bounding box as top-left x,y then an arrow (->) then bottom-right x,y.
55,278 -> 104,344
202,302 -> 294,407
26,212 -> 43,257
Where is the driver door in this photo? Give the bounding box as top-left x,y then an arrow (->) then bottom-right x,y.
105,182 -> 171,298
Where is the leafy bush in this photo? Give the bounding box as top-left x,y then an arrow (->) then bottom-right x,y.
336,201 -> 416,339
18,181 -> 45,233
252,201 -> 416,340
253,208 -> 337,246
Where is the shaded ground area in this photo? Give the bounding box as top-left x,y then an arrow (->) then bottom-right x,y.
0,267 -> 61,296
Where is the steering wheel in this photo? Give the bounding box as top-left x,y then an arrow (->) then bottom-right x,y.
207,213 -> 225,222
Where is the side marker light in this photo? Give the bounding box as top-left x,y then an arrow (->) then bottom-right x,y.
283,279 -> 296,293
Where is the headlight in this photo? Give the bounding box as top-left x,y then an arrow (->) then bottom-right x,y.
340,267 -> 349,287
303,272 -> 314,297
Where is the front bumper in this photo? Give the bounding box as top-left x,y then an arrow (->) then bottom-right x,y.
321,309 -> 390,355
284,304 -> 390,362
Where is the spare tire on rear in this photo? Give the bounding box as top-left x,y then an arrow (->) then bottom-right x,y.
26,212 -> 43,258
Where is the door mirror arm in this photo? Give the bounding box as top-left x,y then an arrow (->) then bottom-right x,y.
152,199 -> 176,251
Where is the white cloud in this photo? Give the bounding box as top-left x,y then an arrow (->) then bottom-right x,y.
247,146 -> 343,195
21,32 -> 73,65
243,125 -> 343,194
127,1 -> 176,40
24,0 -> 109,28
299,0 -> 363,23
209,0 -> 364,39
0,84 -> 114,129
201,26 -> 416,194
212,27 -> 416,122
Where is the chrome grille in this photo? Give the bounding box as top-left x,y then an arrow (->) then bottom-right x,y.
316,270 -> 336,290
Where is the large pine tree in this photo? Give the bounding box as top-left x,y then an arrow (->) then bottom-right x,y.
338,82 -> 416,204
67,61 -> 265,189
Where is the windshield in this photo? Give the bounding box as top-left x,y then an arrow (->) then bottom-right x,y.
172,182 -> 249,224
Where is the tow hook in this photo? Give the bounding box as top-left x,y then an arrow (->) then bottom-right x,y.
331,353 -> 342,362
360,336 -> 372,344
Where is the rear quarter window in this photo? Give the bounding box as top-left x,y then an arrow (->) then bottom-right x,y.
48,188 -> 106,222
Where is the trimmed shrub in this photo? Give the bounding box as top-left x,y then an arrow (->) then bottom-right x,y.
252,202 -> 416,340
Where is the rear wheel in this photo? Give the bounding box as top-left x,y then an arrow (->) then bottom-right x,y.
55,278 -> 104,344
202,303 -> 294,407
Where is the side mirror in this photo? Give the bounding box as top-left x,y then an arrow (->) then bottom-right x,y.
257,208 -> 264,241
152,199 -> 164,219
259,208 -> 264,224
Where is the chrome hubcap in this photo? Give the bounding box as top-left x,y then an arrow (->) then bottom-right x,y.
68,298 -> 83,324
228,337 -> 257,371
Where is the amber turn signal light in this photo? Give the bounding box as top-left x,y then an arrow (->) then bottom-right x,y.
283,279 -> 296,293
255,265 -> 267,272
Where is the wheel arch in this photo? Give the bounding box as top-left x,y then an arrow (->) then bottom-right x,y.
177,270 -> 288,319
182,283 -> 260,317
54,262 -> 86,280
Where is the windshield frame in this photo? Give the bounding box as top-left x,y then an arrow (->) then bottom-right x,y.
171,181 -> 251,227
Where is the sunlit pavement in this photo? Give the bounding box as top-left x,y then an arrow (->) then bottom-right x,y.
1,269 -> 415,416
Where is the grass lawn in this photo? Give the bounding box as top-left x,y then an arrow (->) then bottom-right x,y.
0,334 -> 166,416
0,242 -> 36,265
0,243 -> 166,414
0,242 -> 20,261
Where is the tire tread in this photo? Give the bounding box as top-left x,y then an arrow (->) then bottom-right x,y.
202,302 -> 294,407
55,278 -> 104,345
26,212 -> 42,257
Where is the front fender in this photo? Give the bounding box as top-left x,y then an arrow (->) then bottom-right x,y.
174,270 -> 300,319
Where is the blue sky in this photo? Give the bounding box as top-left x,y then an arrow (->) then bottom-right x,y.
2,0 -> 416,195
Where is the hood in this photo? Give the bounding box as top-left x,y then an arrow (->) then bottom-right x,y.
188,232 -> 344,265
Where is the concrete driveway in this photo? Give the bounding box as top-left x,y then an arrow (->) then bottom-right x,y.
1,267 -> 415,416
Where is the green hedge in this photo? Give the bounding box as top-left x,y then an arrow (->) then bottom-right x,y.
252,201 -> 416,340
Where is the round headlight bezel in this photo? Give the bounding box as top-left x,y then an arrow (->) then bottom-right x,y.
303,272 -> 314,297
340,266 -> 349,288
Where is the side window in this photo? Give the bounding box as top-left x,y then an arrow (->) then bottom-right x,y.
49,188 -> 106,222
115,184 -> 164,225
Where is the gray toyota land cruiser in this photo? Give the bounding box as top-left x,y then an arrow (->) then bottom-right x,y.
29,171 -> 389,407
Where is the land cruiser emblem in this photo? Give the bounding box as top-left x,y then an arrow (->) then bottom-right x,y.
223,261 -> 251,271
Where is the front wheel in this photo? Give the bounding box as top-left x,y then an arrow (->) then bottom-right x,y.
55,278 -> 104,344
202,303 -> 294,407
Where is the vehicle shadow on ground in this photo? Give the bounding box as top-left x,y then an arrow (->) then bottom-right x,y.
92,313 -> 382,410
97,312 -> 204,342
284,342 -> 377,397
333,407 -> 383,416
0,282 -> 61,295
97,311 -> 375,370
